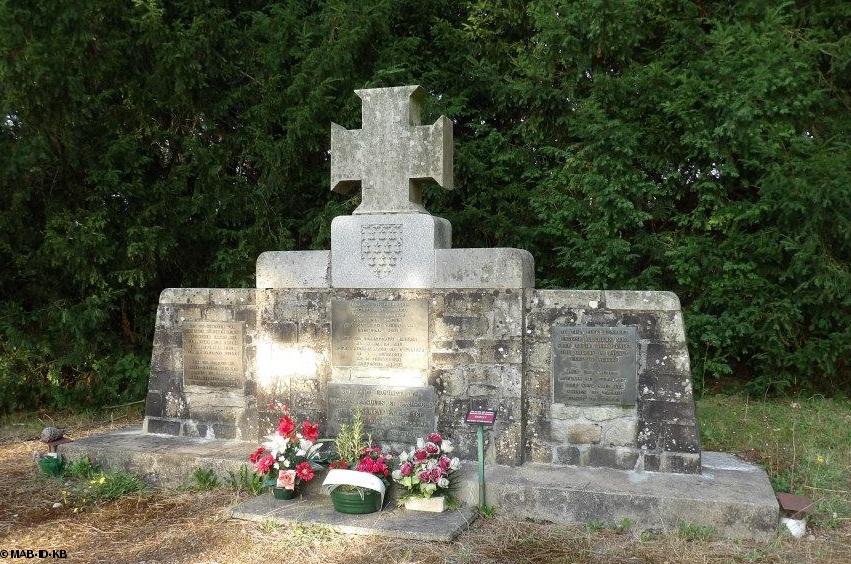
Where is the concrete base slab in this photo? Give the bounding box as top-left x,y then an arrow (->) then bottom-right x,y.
58,426 -> 253,486
231,493 -> 476,541
452,453 -> 779,540
59,428 -> 778,539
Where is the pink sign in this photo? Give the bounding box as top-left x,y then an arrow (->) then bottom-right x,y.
465,410 -> 497,426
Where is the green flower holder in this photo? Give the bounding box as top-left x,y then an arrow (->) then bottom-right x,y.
38,455 -> 65,477
273,487 -> 297,500
330,487 -> 382,514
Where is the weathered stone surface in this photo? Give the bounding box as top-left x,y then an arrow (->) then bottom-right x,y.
232,493 -> 476,542
330,85 -> 453,215
604,290 -> 681,311
453,458 -> 779,539
256,250 -> 330,289
60,431 -> 776,540
326,383 -> 436,445
330,213 -> 451,288
525,289 -> 700,473
434,248 -> 534,288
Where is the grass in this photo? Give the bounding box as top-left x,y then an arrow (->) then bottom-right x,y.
698,394 -> 851,528
0,396 -> 849,562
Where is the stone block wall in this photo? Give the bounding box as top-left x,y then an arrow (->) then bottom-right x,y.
254,287 -> 525,466
144,288 -> 257,440
524,290 -> 701,474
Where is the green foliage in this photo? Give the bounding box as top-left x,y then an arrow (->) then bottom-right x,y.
0,1 -> 848,408
63,457 -> 100,480
334,409 -> 368,466
59,457 -> 145,508
676,522 -> 715,542
190,467 -> 220,491
225,465 -> 264,495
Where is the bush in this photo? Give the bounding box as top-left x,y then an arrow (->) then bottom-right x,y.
0,1 -> 848,405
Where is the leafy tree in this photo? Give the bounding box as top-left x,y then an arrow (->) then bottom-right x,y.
0,0 -> 848,411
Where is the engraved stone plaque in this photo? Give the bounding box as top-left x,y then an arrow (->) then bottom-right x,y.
331,299 -> 429,369
182,321 -> 244,387
326,383 -> 436,443
552,326 -> 638,406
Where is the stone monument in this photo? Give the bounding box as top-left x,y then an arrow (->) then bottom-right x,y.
66,84 -> 778,538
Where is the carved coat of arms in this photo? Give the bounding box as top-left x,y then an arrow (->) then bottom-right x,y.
360,224 -> 402,278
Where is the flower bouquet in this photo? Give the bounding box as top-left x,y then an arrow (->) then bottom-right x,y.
249,406 -> 324,500
393,432 -> 460,512
322,411 -> 392,514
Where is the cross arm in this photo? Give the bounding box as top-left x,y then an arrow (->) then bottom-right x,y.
409,116 -> 453,191
330,122 -> 363,194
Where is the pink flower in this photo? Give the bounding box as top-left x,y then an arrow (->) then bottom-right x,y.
425,442 -> 440,455
430,467 -> 443,481
413,449 -> 428,461
438,455 -> 451,470
248,447 -> 265,463
427,433 -> 443,445
300,420 -> 320,442
278,415 -> 295,436
400,462 -> 414,477
295,461 -> 315,482
418,470 -> 432,483
277,469 -> 296,490
255,454 -> 275,475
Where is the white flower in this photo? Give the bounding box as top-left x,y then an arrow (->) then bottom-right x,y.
437,477 -> 450,488
391,469 -> 402,480
296,438 -> 314,457
399,451 -> 409,463
449,457 -> 460,470
263,434 -> 290,458
283,459 -> 290,468
441,440 -> 454,453
273,462 -> 279,470
416,438 -> 425,449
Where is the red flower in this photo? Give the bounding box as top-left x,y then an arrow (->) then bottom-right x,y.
255,454 -> 275,475
425,442 -> 440,455
438,455 -> 451,470
427,432 -> 443,445
300,420 -> 320,442
413,449 -> 428,461
278,415 -> 296,436
248,447 -> 265,463
400,462 -> 414,476
295,461 -> 315,482
329,459 -> 350,470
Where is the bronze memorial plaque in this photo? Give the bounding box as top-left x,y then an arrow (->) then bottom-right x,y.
182,321 -> 244,387
552,326 -> 638,406
331,299 -> 429,369
326,383 -> 436,443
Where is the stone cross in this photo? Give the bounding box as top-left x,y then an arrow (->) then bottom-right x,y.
331,85 -> 453,214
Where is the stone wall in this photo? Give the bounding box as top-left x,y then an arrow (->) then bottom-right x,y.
252,287 -> 525,466
143,288 -> 257,440
524,290 -> 701,473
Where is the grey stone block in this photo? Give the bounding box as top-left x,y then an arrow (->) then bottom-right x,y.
605,290 -> 681,311
434,248 -> 535,288
330,85 -> 453,215
232,493 -> 476,542
330,213 -> 451,288
453,459 -> 779,539
256,250 -> 330,289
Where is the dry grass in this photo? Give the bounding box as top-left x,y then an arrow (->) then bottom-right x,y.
1,407 -> 850,563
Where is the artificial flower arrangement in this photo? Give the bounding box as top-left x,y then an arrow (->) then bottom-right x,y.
322,410 -> 393,514
249,405 -> 325,500
392,432 -> 460,512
